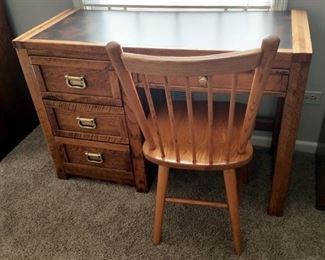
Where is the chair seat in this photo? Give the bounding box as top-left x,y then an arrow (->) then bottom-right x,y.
143,101 -> 253,170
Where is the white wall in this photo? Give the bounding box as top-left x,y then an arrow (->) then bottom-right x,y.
4,0 -> 73,36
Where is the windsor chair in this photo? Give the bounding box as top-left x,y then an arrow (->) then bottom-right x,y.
106,35 -> 279,255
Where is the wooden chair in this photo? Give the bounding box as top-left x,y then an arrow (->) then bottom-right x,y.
106,35 -> 279,255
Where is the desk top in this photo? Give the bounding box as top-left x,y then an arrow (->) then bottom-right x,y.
32,10 -> 291,51
14,9 -> 312,55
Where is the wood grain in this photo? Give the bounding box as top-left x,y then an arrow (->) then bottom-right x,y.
142,74 -> 165,158
122,91 -> 149,192
31,56 -> 121,106
267,10 -> 313,216
64,163 -> 134,185
44,100 -> 129,144
226,74 -> 238,160
143,101 -> 253,170
13,8 -> 312,216
268,56 -> 311,216
153,165 -> 169,245
55,136 -> 132,172
239,36 -> 280,152
109,36 -> 279,170
185,77 -> 196,163
122,49 -> 261,76
26,45 -> 292,70
165,198 -> 228,208
224,169 -> 241,255
108,36 -> 279,254
291,10 -> 312,54
135,71 -> 288,96
15,48 -> 66,179
63,143 -> 131,170
163,76 -> 180,161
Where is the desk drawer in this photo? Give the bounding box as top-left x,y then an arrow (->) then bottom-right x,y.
30,56 -> 121,106
44,100 -> 129,144
64,163 -> 134,185
57,137 -> 132,172
137,70 -> 289,95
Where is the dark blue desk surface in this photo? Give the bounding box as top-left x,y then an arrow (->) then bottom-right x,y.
33,10 -> 292,51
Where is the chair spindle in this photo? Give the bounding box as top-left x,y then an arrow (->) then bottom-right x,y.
142,74 -> 165,158
226,74 -> 238,160
207,76 -> 213,164
239,36 -> 280,153
185,77 -> 196,163
163,76 -> 180,162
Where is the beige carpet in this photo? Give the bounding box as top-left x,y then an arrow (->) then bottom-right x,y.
0,126 -> 324,259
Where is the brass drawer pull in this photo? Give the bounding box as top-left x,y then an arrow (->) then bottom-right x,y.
198,76 -> 208,87
85,152 -> 103,164
64,75 -> 86,89
76,116 -> 96,129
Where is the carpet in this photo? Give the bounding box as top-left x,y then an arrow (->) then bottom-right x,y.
0,127 -> 324,259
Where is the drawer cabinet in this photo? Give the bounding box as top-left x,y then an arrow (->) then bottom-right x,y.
28,53 -> 149,188
26,52 -> 149,189
30,53 -> 140,187
13,12 -> 149,191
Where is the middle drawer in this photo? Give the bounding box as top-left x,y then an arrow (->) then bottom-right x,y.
44,100 -> 129,144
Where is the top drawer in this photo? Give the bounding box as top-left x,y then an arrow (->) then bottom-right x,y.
29,56 -> 122,106
137,70 -> 289,96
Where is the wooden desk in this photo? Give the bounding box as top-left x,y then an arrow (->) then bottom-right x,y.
13,9 -> 312,216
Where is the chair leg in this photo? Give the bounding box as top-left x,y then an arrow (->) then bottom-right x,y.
153,165 -> 170,245
224,169 -> 241,256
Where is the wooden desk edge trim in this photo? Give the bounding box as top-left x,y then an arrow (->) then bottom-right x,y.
12,8 -> 79,47
18,39 -> 292,70
291,9 -> 312,54
17,37 -> 294,52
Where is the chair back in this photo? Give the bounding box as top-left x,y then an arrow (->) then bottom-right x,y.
106,36 -> 279,163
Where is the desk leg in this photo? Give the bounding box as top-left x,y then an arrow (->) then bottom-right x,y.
268,57 -> 311,216
16,48 -> 67,179
122,92 -> 149,192
270,98 -> 284,157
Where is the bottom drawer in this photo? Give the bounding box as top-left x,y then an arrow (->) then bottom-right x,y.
64,163 -> 134,185
56,137 -> 134,185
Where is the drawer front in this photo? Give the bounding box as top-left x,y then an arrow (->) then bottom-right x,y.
64,163 -> 134,185
45,100 -> 129,144
57,137 -> 132,171
30,56 -> 122,106
137,70 -> 289,95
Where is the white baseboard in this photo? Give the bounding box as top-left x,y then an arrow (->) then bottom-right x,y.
294,140 -> 318,153
251,135 -> 272,148
251,134 -> 318,153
